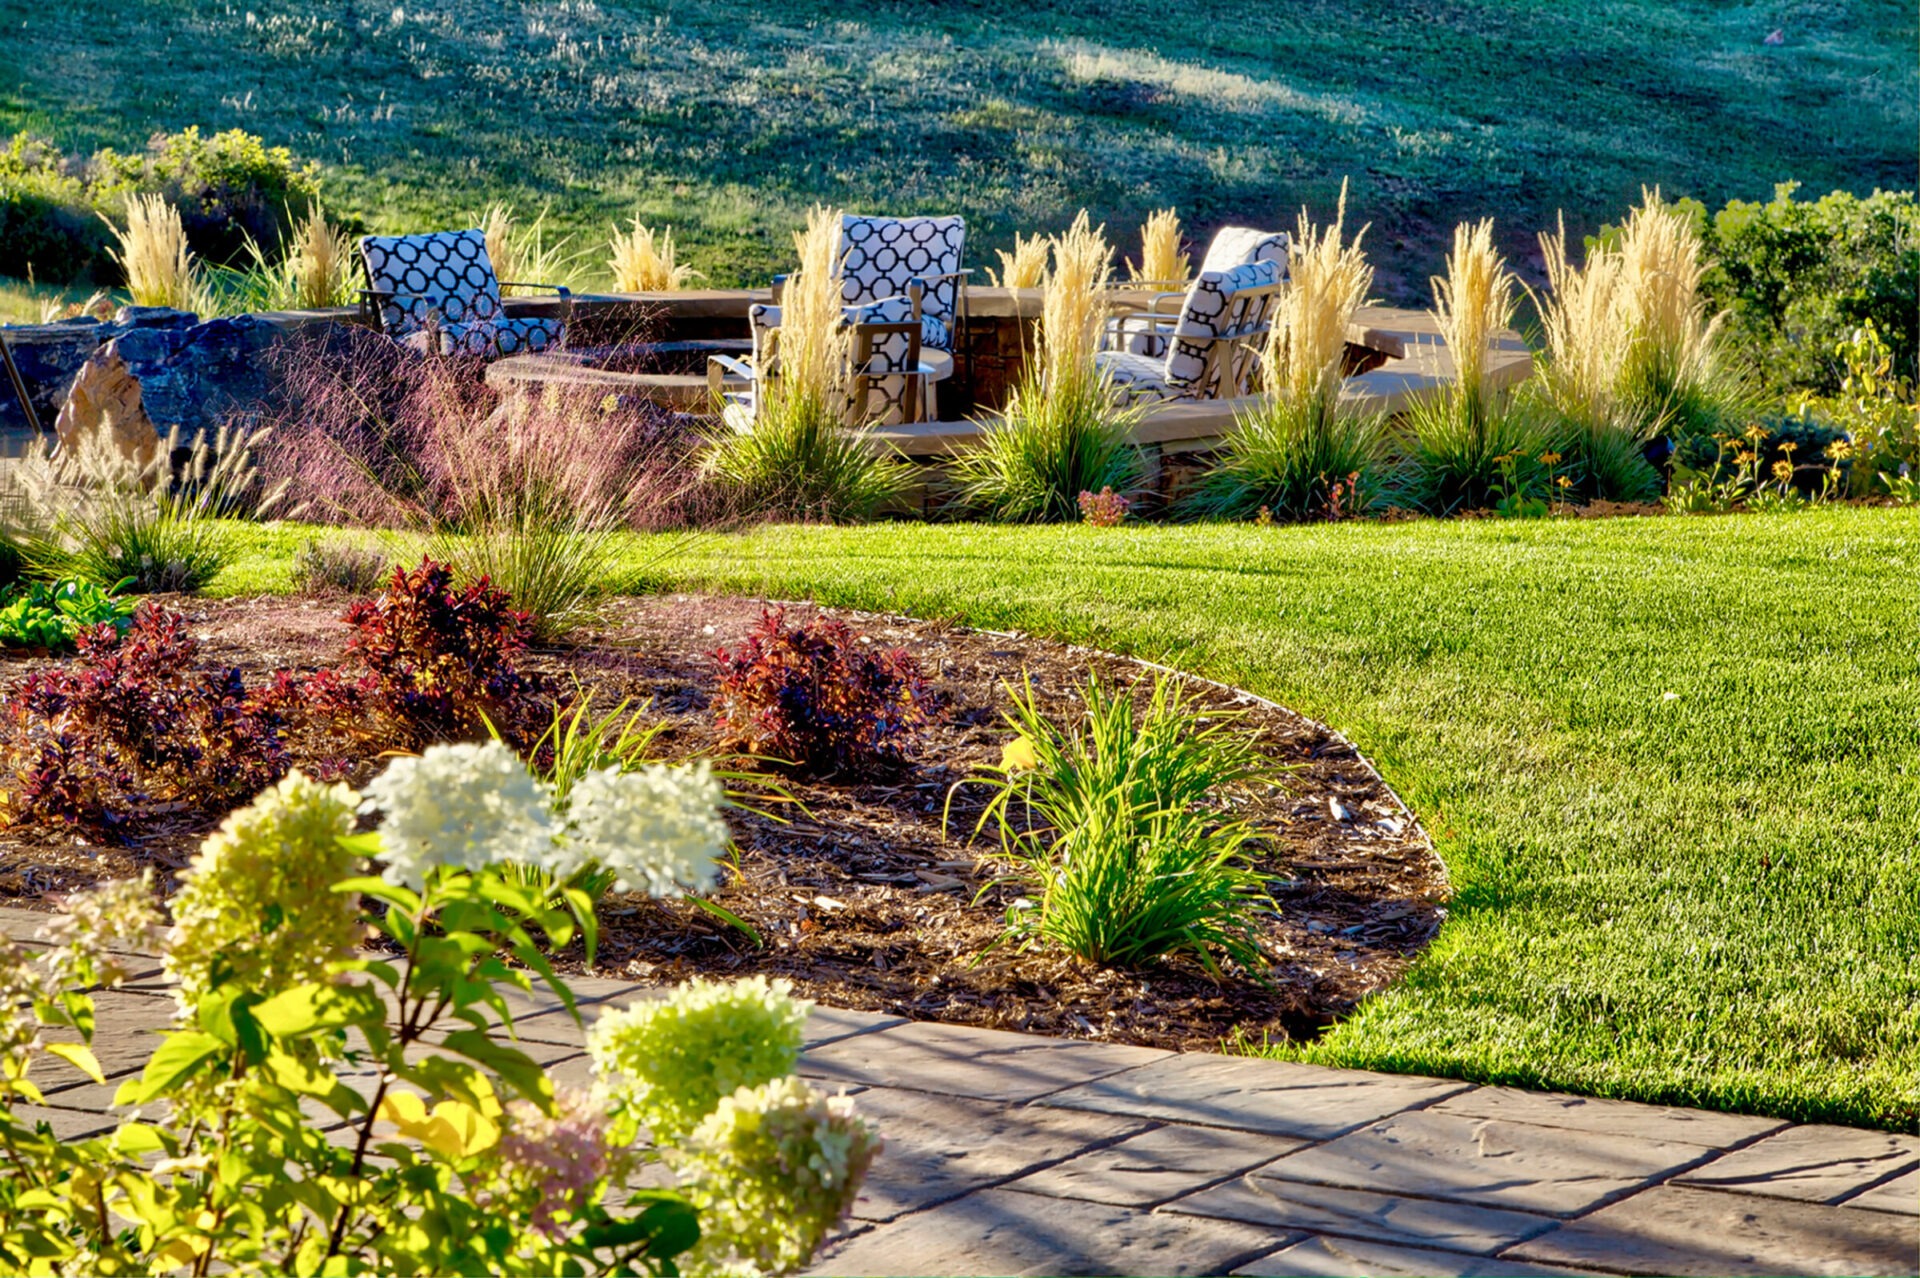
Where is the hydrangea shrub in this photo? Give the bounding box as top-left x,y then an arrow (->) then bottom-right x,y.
0,742 -> 877,1276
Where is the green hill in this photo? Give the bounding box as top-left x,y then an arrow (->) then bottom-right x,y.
1,0 -> 1913,299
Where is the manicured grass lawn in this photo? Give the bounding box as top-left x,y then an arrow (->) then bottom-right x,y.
3,0 -> 1911,300
217,506 -> 1920,1130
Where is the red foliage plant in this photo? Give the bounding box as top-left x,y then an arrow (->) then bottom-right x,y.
711,609 -> 934,777
0,605 -> 291,831
305,557 -> 549,750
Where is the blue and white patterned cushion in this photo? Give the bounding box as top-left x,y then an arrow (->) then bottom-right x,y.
1165,259 -> 1284,390
1199,226 -> 1291,277
1094,349 -> 1181,403
361,230 -> 565,357
837,215 -> 966,348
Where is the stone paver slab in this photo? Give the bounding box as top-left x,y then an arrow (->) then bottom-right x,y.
1842,1166 -> 1920,1216
1233,1235 -> 1605,1276
1003,1122 -> 1303,1207
39,989 -> 174,1094
1511,1183 -> 1919,1276
799,1020 -> 1167,1103
802,1005 -> 907,1048
1166,1173 -> 1557,1255
1039,1053 -> 1467,1139
1258,1108 -> 1715,1215
11,1103 -> 118,1139
803,1186 -> 1288,1276
1434,1085 -> 1786,1148
1674,1123 -> 1920,1204
842,1085 -> 1147,1221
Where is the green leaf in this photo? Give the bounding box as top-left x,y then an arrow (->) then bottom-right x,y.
112,1123 -> 168,1156
123,1031 -> 225,1105
689,896 -> 763,946
582,1193 -> 700,1258
253,984 -> 384,1039
42,1042 -> 105,1084
436,1031 -> 552,1106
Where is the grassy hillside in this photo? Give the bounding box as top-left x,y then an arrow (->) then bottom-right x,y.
1,0 -> 1912,300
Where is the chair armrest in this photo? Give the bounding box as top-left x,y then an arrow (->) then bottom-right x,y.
708,354 -> 756,381
496,283 -> 573,300
908,269 -> 974,285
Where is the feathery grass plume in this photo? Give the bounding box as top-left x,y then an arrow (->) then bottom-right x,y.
480,201 -> 580,295
284,203 -> 356,309
608,218 -> 703,292
7,421 -> 282,592
1405,219 -> 1546,512
988,232 -> 1049,289
1613,188 -> 1734,438
953,212 -> 1144,520
1520,217 -> 1661,501
1431,218 -> 1517,421
1187,182 -> 1385,520
1128,208 -> 1189,286
105,194 -> 206,312
703,205 -> 913,521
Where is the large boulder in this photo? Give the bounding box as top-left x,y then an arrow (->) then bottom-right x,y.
52,348 -> 160,466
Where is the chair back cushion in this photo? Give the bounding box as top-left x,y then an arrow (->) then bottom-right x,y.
837,215 -> 966,334
1166,259 -> 1284,392
360,230 -> 503,336
1199,226 -> 1291,277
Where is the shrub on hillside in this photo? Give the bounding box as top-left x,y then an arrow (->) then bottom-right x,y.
711,608 -> 934,776
0,127 -> 321,284
1684,185 -> 1918,396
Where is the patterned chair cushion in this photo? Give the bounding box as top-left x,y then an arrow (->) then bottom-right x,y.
360,230 -> 504,337
740,295 -> 925,424
1165,259 -> 1284,391
837,215 -> 966,347
1094,349 -> 1181,404
398,316 -> 563,358
1199,226 -> 1291,277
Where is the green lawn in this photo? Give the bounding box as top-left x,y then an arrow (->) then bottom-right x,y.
221,507 -> 1920,1130
2,0 -> 1912,300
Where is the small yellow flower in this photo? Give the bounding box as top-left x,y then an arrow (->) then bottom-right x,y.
1772,460 -> 1793,482
999,736 -> 1040,772
1825,439 -> 1854,461
1539,452 -> 1562,466
1555,475 -> 1573,488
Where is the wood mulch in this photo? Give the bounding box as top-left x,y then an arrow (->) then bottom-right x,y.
0,593 -> 1449,1052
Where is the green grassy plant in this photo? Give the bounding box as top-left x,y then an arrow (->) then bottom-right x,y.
5,423 -> 279,592
963,674 -> 1270,973
954,212 -> 1145,521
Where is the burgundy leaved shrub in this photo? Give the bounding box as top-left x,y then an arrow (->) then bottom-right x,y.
711,609 -> 934,776
0,604 -> 291,830
306,557 -> 550,750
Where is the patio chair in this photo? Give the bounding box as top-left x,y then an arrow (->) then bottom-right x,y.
357,229 -> 572,358
1094,258 -> 1285,404
1107,224 -> 1290,358
706,293 -> 927,432
836,214 -> 969,355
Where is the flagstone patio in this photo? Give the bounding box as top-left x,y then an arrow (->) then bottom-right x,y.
6,907 -> 1913,1277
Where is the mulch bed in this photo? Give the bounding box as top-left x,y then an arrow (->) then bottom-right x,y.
0,593 -> 1449,1052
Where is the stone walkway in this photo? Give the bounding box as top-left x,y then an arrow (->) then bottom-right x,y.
5,908 -> 1914,1277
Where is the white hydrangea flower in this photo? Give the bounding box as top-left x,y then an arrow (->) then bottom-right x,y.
563,761 -> 728,897
360,741 -> 560,889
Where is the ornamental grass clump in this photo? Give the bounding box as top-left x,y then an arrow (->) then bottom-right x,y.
1128,207 -> 1189,285
480,199 -> 581,294
960,674 -> 1272,974
989,231 -> 1049,289
954,211 -> 1144,520
6,420 -> 282,592
0,748 -> 874,1275
1187,184 -> 1386,520
105,192 -> 207,312
1520,217 -> 1663,501
608,216 -> 702,291
1404,218 -> 1549,512
703,205 -> 914,521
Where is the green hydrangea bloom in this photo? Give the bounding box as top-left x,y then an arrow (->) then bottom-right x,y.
588,976 -> 809,1143
677,1076 -> 881,1276
165,770 -> 364,1010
